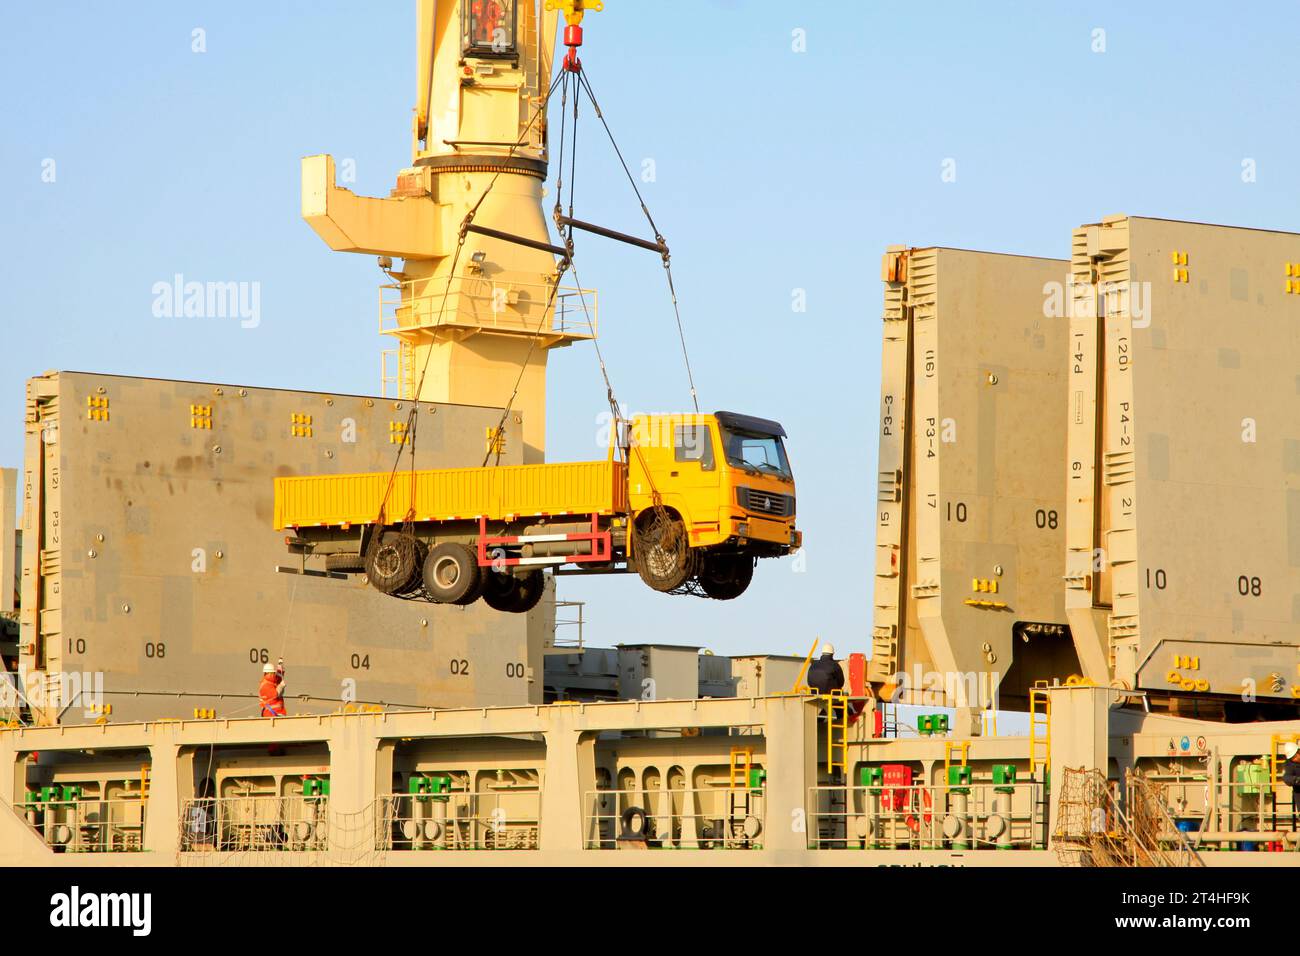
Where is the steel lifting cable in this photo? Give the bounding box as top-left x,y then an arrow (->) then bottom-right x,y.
563,256 -> 681,573
576,68 -> 699,415
476,74 -> 579,467
551,72 -> 624,461
480,65 -> 589,468
363,69 -> 569,533
479,263 -> 571,467
549,70 -> 692,566
570,247 -> 684,570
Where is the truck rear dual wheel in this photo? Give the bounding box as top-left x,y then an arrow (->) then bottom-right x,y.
365,532 -> 426,595
698,553 -> 755,600
634,512 -> 697,592
423,543 -> 484,605
482,569 -> 545,613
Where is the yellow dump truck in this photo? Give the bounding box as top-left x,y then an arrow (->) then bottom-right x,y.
274,411 -> 800,611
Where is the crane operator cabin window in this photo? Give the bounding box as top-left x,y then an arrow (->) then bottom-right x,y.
463,0 -> 518,57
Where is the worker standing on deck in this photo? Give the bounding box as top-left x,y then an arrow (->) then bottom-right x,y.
806,644 -> 844,695
259,659 -> 287,717
1283,742 -> 1300,792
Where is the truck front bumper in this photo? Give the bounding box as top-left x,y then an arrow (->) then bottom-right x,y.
730,516 -> 800,552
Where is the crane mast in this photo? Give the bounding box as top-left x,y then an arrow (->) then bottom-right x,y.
302,0 -> 598,464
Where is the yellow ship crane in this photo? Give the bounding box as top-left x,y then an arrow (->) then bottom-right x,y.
280,1 -> 802,610
304,0 -> 585,464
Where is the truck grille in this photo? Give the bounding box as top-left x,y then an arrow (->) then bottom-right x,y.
737,487 -> 794,518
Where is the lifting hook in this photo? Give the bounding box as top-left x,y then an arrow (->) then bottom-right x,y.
547,0 -> 604,73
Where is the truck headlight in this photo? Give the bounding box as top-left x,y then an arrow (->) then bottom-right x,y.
736,522 -> 749,537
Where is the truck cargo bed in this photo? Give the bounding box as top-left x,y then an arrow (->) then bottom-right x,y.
275,460 -> 629,529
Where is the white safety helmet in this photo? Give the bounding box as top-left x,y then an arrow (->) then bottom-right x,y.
821,643 -> 835,657
1285,742 -> 1299,760
263,663 -> 277,674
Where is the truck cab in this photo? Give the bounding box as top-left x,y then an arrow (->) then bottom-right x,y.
624,411 -> 799,598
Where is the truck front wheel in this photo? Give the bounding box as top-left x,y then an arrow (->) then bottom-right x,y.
698,553 -> 755,601
634,512 -> 696,592
423,543 -> 483,604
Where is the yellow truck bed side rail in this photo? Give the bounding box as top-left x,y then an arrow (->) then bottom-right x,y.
274,460 -> 628,530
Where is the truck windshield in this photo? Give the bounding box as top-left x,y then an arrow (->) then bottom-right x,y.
722,427 -> 791,478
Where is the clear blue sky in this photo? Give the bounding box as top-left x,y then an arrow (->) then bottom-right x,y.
2,1 -> 1297,662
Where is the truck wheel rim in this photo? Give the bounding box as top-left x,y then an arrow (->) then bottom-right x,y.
374,545 -> 403,578
642,518 -> 684,579
431,555 -> 461,589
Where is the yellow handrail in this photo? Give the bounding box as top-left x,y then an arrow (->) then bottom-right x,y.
943,740 -> 970,791
825,690 -> 849,776
790,637 -> 820,694
729,747 -> 753,790
1029,682 -> 1051,775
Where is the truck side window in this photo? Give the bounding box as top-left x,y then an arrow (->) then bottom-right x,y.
675,425 -> 715,471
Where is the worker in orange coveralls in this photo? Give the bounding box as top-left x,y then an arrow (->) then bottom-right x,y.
259,659 -> 287,717
472,0 -> 504,46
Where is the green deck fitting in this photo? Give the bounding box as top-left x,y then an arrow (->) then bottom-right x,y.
303,777 -> 330,798
992,763 -> 1017,792
947,765 -> 972,789
1236,760 -> 1269,796
860,766 -> 883,790
918,714 -> 950,737
410,774 -> 451,802
61,785 -> 82,801
748,768 -> 766,792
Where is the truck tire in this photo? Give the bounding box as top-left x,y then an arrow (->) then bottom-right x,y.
365,532 -> 423,595
422,543 -> 483,605
398,540 -> 429,596
698,553 -> 754,601
325,552 -> 365,574
634,512 -> 696,592
507,570 -> 545,613
481,569 -> 520,612
482,569 -> 545,613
